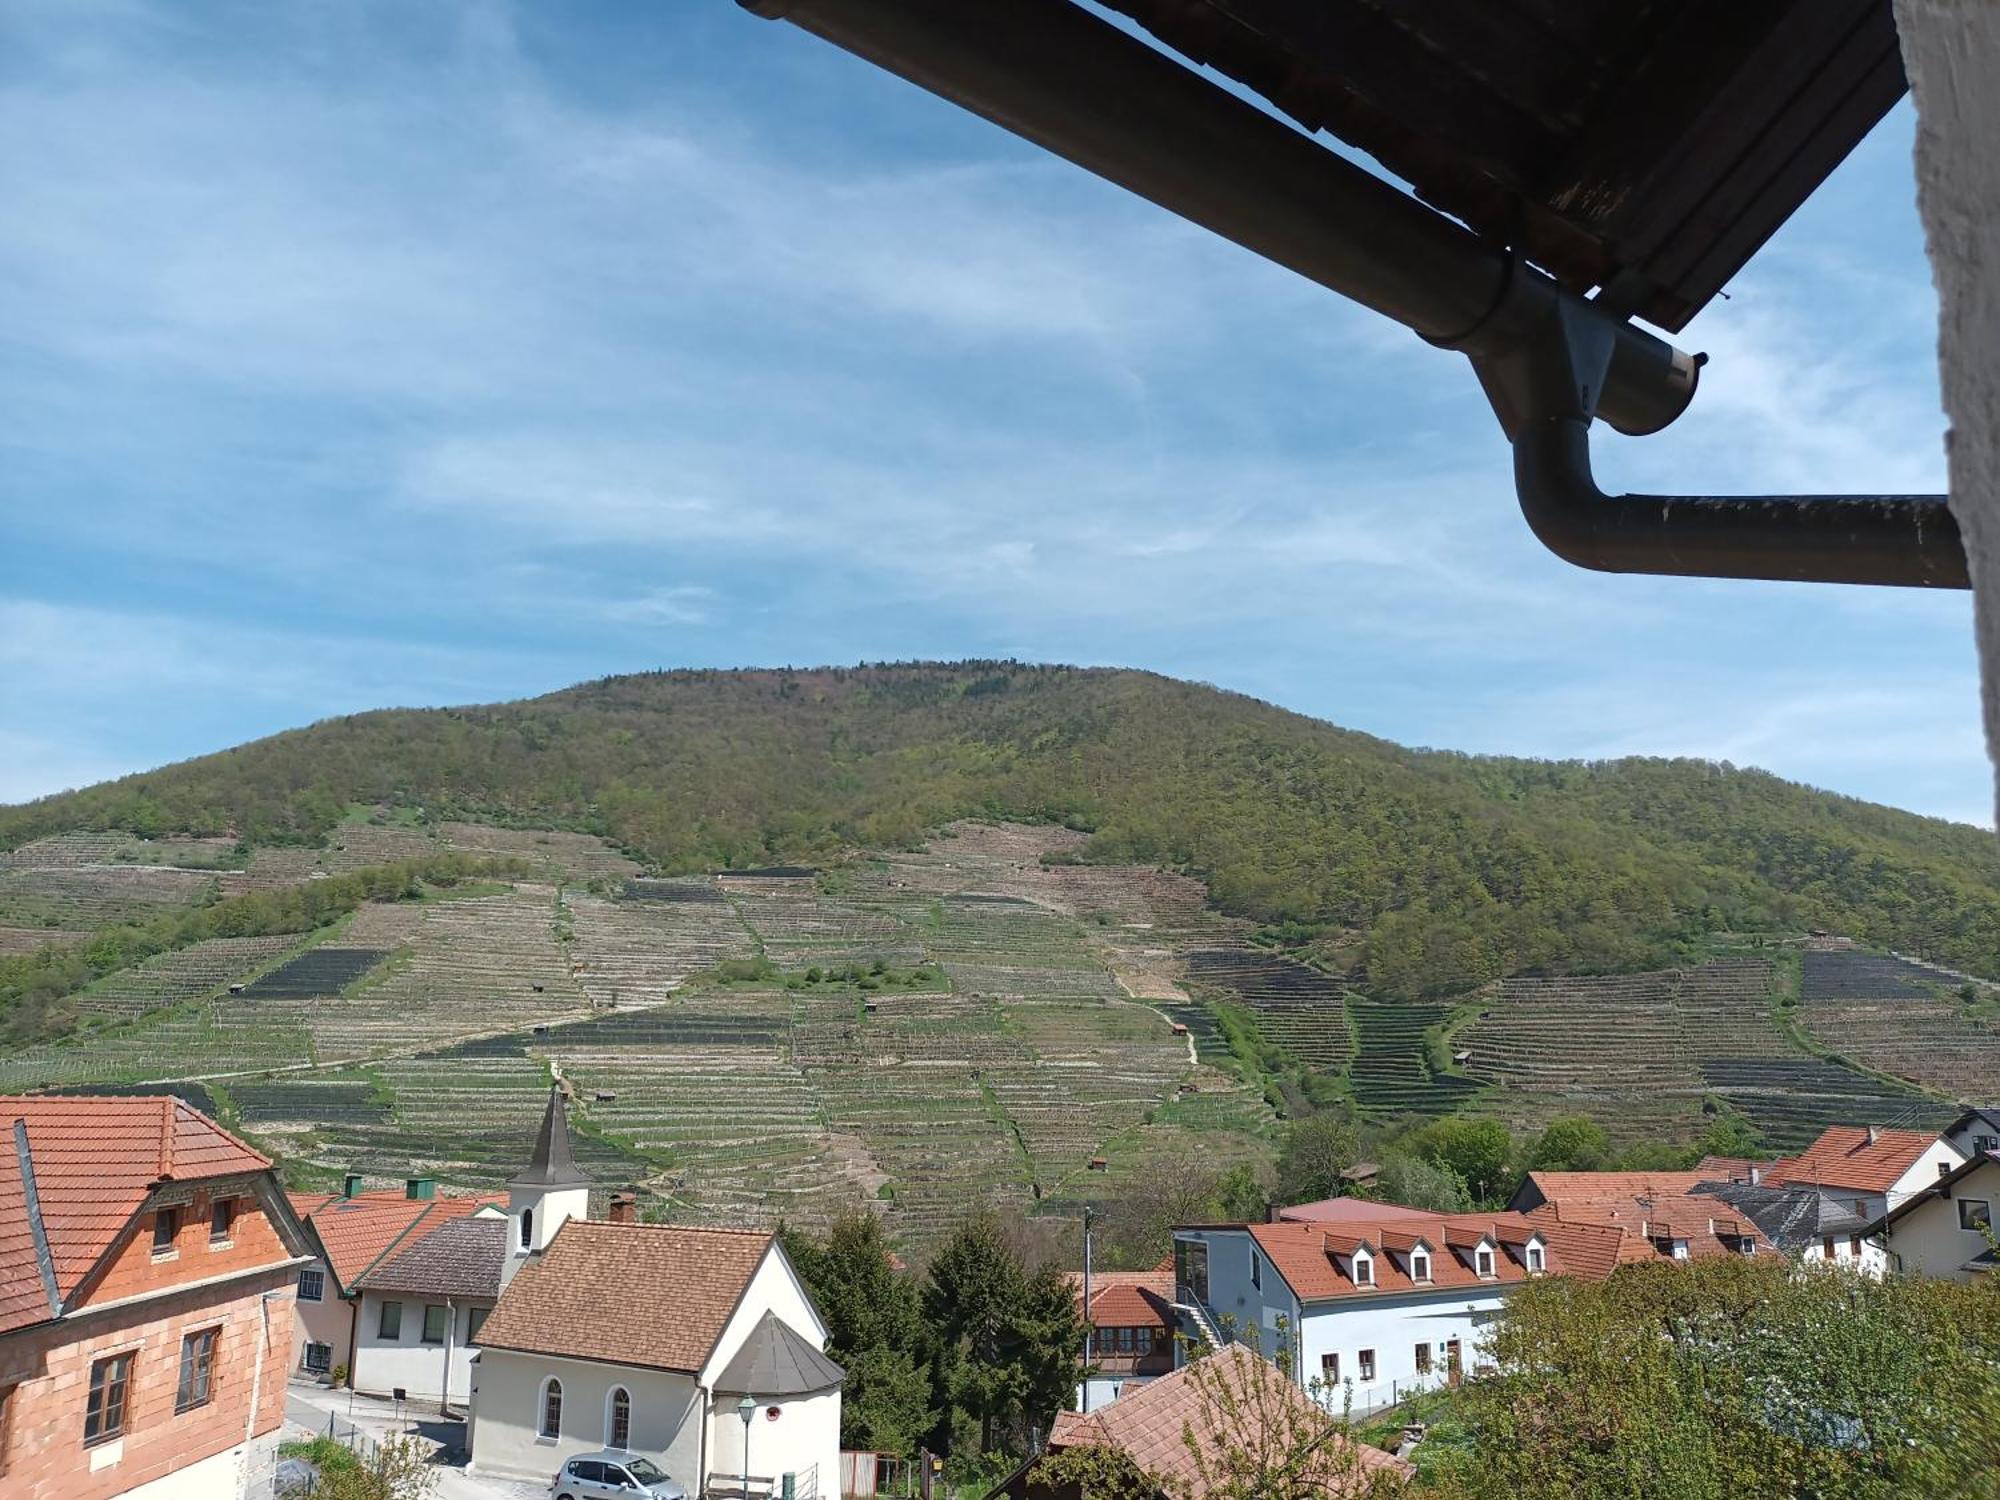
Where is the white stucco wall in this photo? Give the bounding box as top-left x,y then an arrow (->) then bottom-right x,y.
708,1387 -> 841,1499
1884,1159 -> 2000,1283
1889,1138 -> 1967,1208
470,1349 -> 705,1487
1295,1289 -> 1505,1416
291,1258 -> 352,1376
1945,1119 -> 2000,1160
1798,1234 -> 1890,1277
700,1244 -> 839,1491
352,1292 -> 493,1402
1895,0 -> 2000,818
1176,1228 -> 1518,1414
700,1244 -> 833,1386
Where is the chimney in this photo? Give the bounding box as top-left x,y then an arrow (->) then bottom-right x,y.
608,1192 -> 636,1225
1267,1202 -> 1282,1225
342,1172 -> 364,1199
1866,1124 -> 1881,1145
405,1175 -> 436,1200
1749,1165 -> 1761,1187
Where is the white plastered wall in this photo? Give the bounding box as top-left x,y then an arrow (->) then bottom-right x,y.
1895,1 -> 2000,811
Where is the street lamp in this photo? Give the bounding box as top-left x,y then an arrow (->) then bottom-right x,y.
736,1393 -> 756,1498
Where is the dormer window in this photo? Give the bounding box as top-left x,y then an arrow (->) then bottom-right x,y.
1410,1251 -> 1430,1283
1525,1243 -> 1544,1273
1352,1252 -> 1372,1286
1475,1246 -> 1495,1278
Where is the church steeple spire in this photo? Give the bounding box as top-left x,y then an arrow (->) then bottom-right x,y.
510,1083 -> 592,1190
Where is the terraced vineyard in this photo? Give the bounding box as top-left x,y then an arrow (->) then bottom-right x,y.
1348,999 -> 1482,1119
1796,948 -> 2000,1098
7,808 -> 1984,1243
1185,948 -> 1355,1070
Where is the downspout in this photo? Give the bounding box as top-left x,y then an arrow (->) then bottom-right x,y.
743,0 -> 1964,590
441,1297 -> 455,1418
347,1295 -> 359,1389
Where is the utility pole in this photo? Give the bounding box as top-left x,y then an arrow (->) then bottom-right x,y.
1080,1204 -> 1095,1413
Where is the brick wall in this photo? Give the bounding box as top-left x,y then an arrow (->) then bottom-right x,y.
85,1184 -> 293,1307
0,1189 -> 300,1499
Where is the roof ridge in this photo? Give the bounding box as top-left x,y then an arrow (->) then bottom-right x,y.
159,1096 -> 176,1179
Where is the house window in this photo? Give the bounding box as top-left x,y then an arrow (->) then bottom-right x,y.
1352,1254 -> 1372,1287
1250,1251 -> 1261,1290
607,1386 -> 631,1450
153,1206 -> 179,1256
1320,1352 -> 1338,1383
298,1267 -> 326,1302
209,1198 -> 235,1245
467,1306 -> 490,1345
1136,1327 -> 1152,1354
303,1342 -> 333,1374
1410,1251 -> 1430,1282
1849,1234 -> 1862,1257
1475,1248 -> 1495,1278
539,1378 -> 563,1440
1117,1327 -> 1134,1353
1959,1199 -> 1992,1232
1975,1134 -> 1998,1155
1822,1236 -> 1836,1259
1357,1349 -> 1376,1383
1177,1240 -> 1210,1305
1526,1244 -> 1544,1273
1852,1199 -> 1869,1219
422,1305 -> 448,1344
520,1208 -> 533,1250
1414,1343 -> 1432,1375
177,1328 -> 218,1413
84,1353 -> 132,1445
379,1301 -> 403,1340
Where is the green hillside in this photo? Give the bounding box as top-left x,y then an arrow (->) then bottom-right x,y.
7,662 -> 1998,997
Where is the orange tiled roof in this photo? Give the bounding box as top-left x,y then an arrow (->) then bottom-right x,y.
1246,1211 -> 1556,1300
6,1095 -> 268,1290
1278,1197 -> 1441,1225
1764,1126 -> 1945,1194
1046,1344 -> 1411,1489
1521,1170 -> 1715,1205
1064,1269 -> 1174,1329
477,1220 -> 777,1374
292,1189 -> 503,1292
0,1094 -> 274,1332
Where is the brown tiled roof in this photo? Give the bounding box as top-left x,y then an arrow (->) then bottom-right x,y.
1278,1197 -> 1440,1225
292,1189 -> 503,1292
1045,1344 -> 1411,1489
1063,1270 -> 1174,1329
355,1215 -> 506,1300
0,1094 -> 271,1324
1520,1187 -> 1772,1271
1765,1126 -> 1945,1194
1520,1170 -> 1714,1206
477,1221 -> 775,1374
1245,1212 -> 1556,1300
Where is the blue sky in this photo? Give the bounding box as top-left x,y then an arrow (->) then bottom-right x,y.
2,2 -> 1985,824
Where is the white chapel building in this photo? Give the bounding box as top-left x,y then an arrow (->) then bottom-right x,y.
467,1085 -> 844,1497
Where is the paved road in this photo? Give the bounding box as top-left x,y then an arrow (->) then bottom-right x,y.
283,1385 -> 544,1500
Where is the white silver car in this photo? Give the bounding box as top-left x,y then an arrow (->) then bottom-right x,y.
549,1450 -> 688,1500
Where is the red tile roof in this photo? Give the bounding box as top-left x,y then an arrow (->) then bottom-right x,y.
1046,1344 -> 1411,1489
1519,1170 -> 1716,1207
1764,1126 -> 1946,1194
477,1221 -> 778,1374
0,1094 -> 276,1333
1246,1211 -> 1558,1300
1278,1197 -> 1440,1225
1064,1269 -> 1174,1329
292,1189 -> 503,1292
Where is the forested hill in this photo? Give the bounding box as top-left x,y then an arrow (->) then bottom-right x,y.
8,662 -> 1998,995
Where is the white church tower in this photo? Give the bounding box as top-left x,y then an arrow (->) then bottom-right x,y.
501,1083 -> 593,1291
